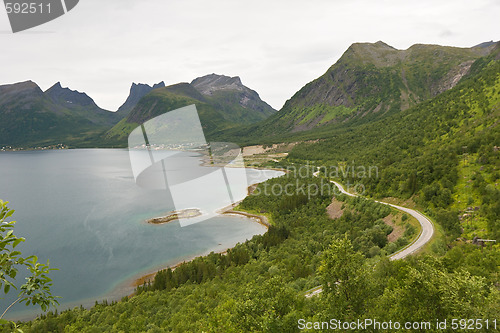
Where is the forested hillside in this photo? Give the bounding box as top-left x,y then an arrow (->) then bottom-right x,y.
288,49 -> 500,242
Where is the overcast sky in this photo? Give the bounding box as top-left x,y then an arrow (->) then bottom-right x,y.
0,0 -> 498,111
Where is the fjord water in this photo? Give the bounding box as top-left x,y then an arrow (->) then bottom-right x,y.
0,149 -> 282,319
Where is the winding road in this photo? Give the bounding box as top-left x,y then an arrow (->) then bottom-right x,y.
329,180 -> 434,261
305,174 -> 435,298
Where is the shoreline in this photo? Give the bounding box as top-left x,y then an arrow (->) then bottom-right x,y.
131,246 -> 232,289
129,181 -> 273,289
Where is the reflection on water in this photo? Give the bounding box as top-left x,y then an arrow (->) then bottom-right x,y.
0,149 -> 283,319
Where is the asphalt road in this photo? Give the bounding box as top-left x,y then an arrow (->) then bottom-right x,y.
305,176 -> 435,298
329,181 -> 434,260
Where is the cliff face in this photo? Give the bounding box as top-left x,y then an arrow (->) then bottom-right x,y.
191,74 -> 276,122
46,82 -> 100,108
116,81 -> 166,117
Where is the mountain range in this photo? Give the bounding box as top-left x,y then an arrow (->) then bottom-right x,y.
1,41 -> 498,148
45,82 -> 120,126
0,74 -> 275,148
105,74 -> 276,144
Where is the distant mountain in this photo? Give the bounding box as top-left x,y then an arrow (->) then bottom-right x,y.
116,81 -> 165,117
106,74 -> 276,144
191,74 -> 276,123
473,40 -> 496,49
46,82 -> 119,126
0,81 -> 110,147
0,74 -> 276,148
251,41 -> 497,134
46,82 -> 101,109
0,80 -> 45,107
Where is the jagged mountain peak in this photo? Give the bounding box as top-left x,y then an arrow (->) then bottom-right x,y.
152,81 -> 165,89
47,81 -> 81,93
116,81 -> 166,115
374,40 -> 396,49
46,82 -> 99,108
131,81 -> 165,90
191,74 -> 244,96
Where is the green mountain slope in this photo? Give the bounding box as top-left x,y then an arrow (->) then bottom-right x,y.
0,81 -> 110,148
226,41 -> 496,142
288,45 -> 500,240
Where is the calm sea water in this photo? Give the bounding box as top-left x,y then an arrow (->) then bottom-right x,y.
0,149 -> 282,319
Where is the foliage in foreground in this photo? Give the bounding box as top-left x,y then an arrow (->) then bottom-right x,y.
0,200 -> 58,332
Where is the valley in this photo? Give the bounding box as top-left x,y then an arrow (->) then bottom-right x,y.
1,40 -> 499,332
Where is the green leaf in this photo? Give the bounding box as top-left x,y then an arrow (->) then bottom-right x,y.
5,209 -> 14,218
